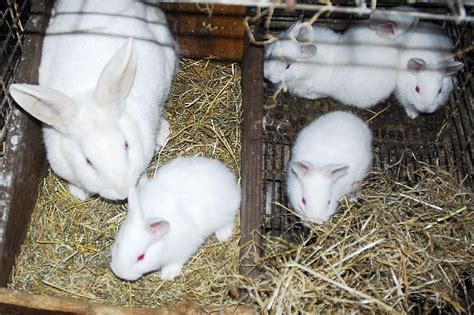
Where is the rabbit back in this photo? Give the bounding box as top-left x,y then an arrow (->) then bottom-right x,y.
140,157 -> 241,238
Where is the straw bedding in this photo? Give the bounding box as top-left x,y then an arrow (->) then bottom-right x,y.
238,165 -> 472,313
8,58 -> 473,313
9,58 -> 244,309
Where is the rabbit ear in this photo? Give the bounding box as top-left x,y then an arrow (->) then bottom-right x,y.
374,22 -> 396,38
440,61 -> 463,77
300,44 -> 317,58
95,38 -> 137,110
147,219 -> 170,240
291,160 -> 315,179
283,20 -> 302,39
9,83 -> 75,134
127,186 -> 143,221
369,9 -> 397,38
296,24 -> 313,43
407,58 -> 426,72
321,164 -> 349,181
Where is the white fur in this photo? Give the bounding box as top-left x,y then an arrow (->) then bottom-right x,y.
395,22 -> 463,119
110,157 -> 241,281
286,111 -> 372,224
9,0 -> 177,200
264,21 -> 408,108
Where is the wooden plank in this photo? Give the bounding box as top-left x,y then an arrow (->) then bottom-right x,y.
160,3 -> 246,16
0,0 -> 52,286
165,13 -> 245,39
164,12 -> 245,61
176,35 -> 243,61
239,10 -> 263,279
0,288 -> 256,314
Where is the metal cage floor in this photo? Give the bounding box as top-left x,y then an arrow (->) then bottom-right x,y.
260,19 -> 473,238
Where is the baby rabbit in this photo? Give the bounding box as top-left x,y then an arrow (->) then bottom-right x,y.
9,0 -> 177,200
286,111 -> 372,224
110,157 -> 240,281
263,18 -> 412,108
395,22 -> 463,118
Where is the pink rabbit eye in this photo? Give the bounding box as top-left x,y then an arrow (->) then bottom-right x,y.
302,198 -> 306,205
415,86 -> 420,93
86,158 -> 92,166
124,141 -> 129,150
137,253 -> 145,261
285,64 -> 291,70
438,88 -> 442,94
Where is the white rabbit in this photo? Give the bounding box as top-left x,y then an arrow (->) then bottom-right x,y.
369,6 -> 419,40
264,20 -> 404,108
395,22 -> 463,119
286,111 -> 372,224
110,157 -> 241,281
9,0 -> 177,200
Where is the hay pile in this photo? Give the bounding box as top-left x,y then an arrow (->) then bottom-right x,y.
236,164 -> 473,313
9,58 -> 244,310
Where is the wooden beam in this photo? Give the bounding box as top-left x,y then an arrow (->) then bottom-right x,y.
160,3 -> 246,16
0,0 -> 52,286
165,13 -> 245,38
0,288 -> 255,314
163,5 -> 245,61
239,10 -> 263,279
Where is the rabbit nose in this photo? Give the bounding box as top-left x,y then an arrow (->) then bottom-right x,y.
417,104 -> 434,113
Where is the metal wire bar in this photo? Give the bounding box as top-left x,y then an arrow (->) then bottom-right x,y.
159,0 -> 474,22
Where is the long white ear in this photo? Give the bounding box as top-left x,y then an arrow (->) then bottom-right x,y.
146,219 -> 170,240
283,19 -> 303,39
9,83 -> 75,134
321,164 -> 349,182
291,160 -> 315,179
127,186 -> 143,222
95,38 -> 137,110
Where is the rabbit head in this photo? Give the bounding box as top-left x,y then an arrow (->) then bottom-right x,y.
290,160 -> 349,223
264,21 -> 317,85
110,187 -> 170,281
398,57 -> 463,116
10,39 -> 148,200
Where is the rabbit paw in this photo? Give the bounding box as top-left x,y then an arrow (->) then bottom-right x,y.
156,118 -> 170,148
348,182 -> 361,202
68,184 -> 89,201
160,264 -> 183,280
348,194 -> 358,203
215,224 -> 234,242
405,107 -> 419,119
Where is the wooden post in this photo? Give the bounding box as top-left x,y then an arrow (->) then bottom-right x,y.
239,11 -> 263,279
0,0 -> 53,286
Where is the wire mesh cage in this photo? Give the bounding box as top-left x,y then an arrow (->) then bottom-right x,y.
0,0 -> 31,158
260,3 -> 473,239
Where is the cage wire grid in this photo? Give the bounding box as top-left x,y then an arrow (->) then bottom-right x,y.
159,0 -> 474,23
0,0 -> 30,158
260,10 -> 473,238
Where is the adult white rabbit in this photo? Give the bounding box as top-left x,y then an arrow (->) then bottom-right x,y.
9,0 -> 177,200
